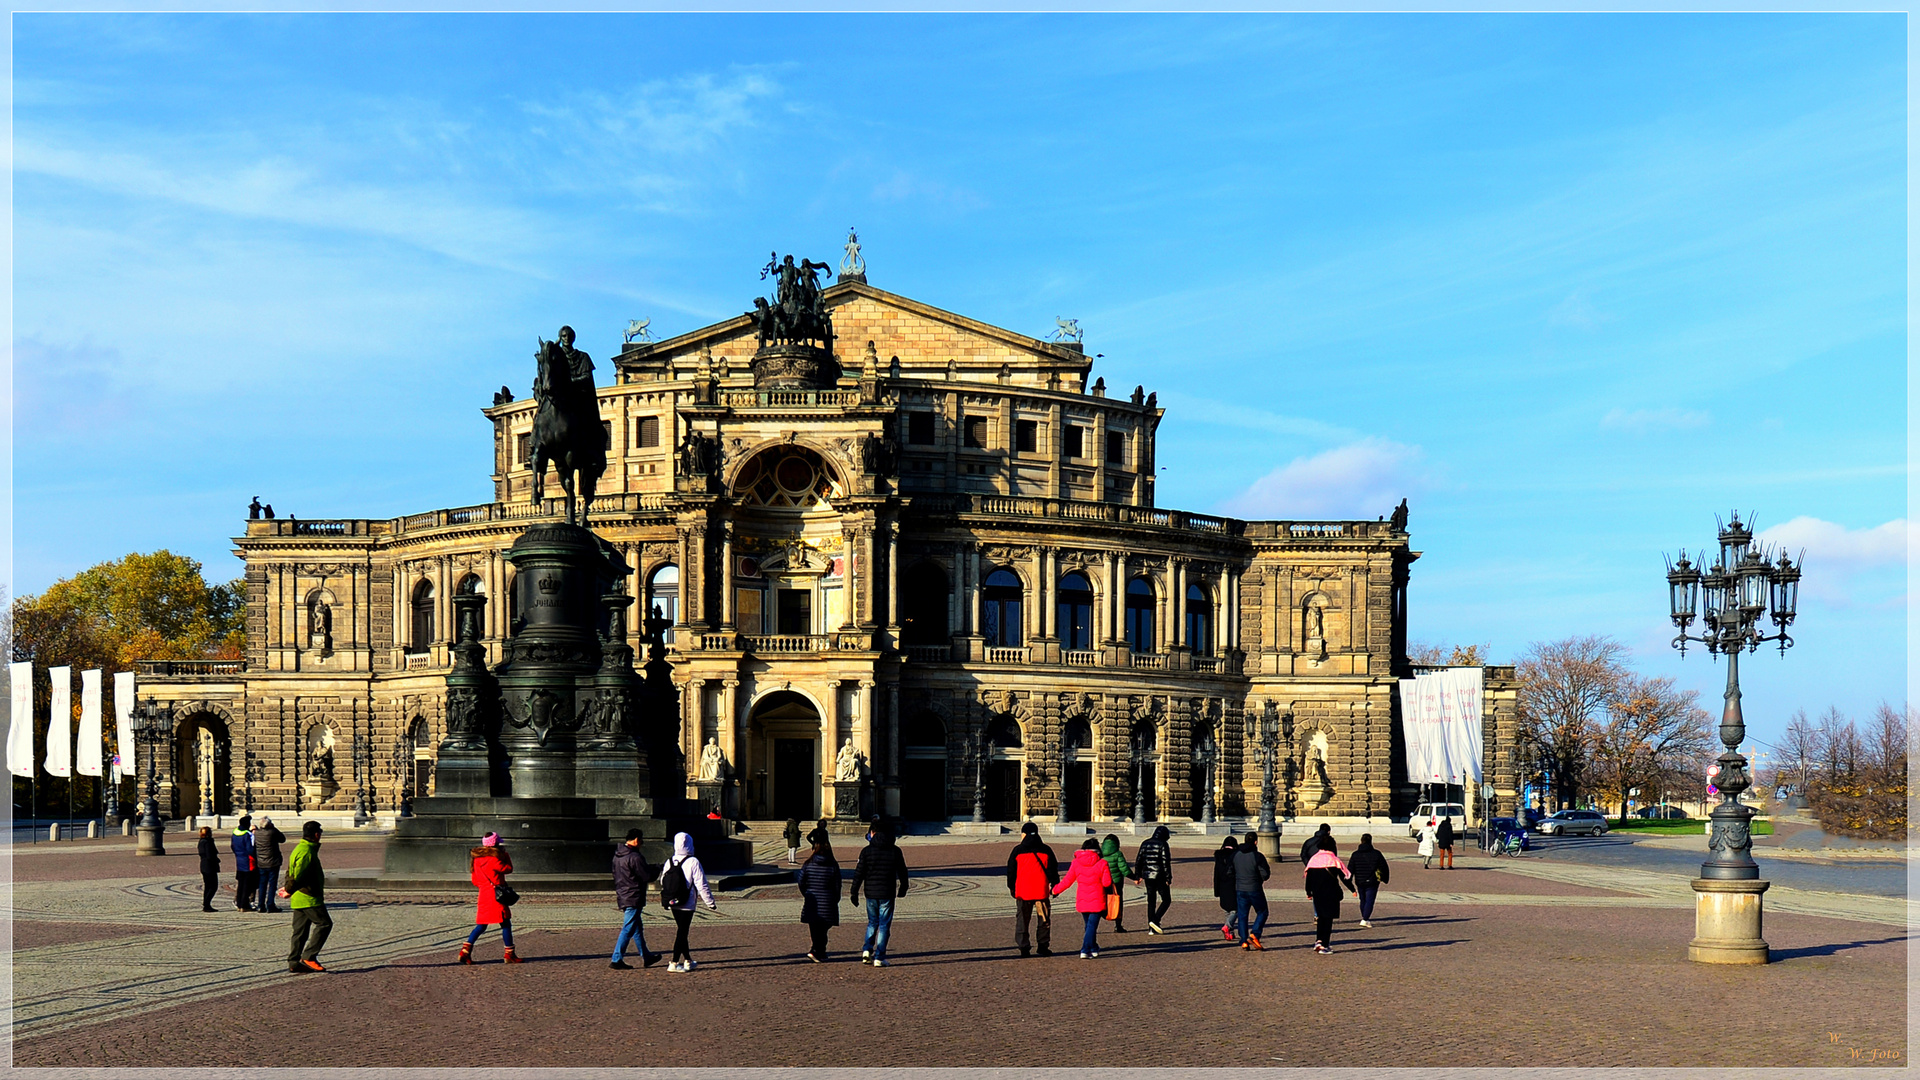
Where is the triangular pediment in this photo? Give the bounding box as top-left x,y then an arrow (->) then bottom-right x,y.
614,281 -> 1091,388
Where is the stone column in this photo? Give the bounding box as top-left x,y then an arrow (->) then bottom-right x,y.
719,523 -> 735,630
884,681 -> 902,817
844,527 -> 863,630
949,544 -> 966,635
885,521 -> 900,637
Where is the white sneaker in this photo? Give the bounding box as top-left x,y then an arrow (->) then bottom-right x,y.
861,951 -> 872,963
685,959 -> 698,970
871,958 -> 888,968
1359,919 -> 1372,928
1089,950 -> 1099,958
1079,951 -> 1090,959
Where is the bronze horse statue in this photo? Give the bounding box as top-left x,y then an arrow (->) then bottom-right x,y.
530,325 -> 607,527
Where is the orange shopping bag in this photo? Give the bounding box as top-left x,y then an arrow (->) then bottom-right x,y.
1103,888 -> 1121,922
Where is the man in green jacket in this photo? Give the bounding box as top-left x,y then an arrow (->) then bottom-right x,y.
280,821 -> 330,973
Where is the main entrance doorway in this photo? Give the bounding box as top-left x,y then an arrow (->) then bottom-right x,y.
752,690 -> 823,821
774,738 -> 815,820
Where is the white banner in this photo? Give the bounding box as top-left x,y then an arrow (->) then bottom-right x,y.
114,672 -> 136,781
45,666 -> 72,779
1400,668 -> 1484,785
77,670 -> 103,777
8,662 -> 35,779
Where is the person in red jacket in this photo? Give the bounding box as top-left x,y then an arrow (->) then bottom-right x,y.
1005,822 -> 1059,958
460,833 -> 520,964
1052,837 -> 1115,959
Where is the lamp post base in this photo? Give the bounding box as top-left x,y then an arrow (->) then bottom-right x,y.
135,824 -> 167,856
1255,823 -> 1282,860
1689,877 -> 1770,964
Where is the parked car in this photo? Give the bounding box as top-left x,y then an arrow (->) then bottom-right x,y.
1407,802 -> 1467,838
1537,809 -> 1609,836
1632,805 -> 1691,820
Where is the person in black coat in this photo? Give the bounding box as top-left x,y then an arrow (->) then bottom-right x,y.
1345,833 -> 1389,928
609,828 -> 662,969
196,827 -> 220,912
796,839 -> 843,962
1304,851 -> 1356,954
1211,836 -> 1240,941
1133,825 -> 1174,934
1435,817 -> 1455,870
1230,832 -> 1272,949
1299,822 -> 1335,864
849,822 -> 909,966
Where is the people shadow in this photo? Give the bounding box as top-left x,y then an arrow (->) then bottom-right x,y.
1769,934 -> 1908,961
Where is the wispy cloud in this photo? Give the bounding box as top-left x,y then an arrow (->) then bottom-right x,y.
1756,516 -> 1907,610
1159,391 -> 1360,443
1599,407 -> 1712,432
1221,438 -> 1424,520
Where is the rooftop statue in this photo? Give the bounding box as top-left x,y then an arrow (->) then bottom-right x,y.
840,227 -> 866,281
750,252 -> 835,350
623,318 -> 652,345
1052,317 -> 1084,344
530,325 -> 608,527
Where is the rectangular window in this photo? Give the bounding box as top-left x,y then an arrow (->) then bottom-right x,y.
777,589 -> 813,636
964,416 -> 987,449
736,588 -> 764,635
1064,425 -> 1085,459
636,416 -> 661,448
907,412 -> 936,445
515,432 -> 531,465
1106,430 -> 1125,466
602,420 -> 613,448
1015,419 -> 1038,453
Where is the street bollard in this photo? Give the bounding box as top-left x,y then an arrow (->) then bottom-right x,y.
48,823 -> 61,842
122,820 -> 134,837
87,821 -> 99,838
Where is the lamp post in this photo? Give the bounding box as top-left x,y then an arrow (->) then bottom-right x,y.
1129,727 -> 1147,824
966,732 -> 986,823
1193,735 -> 1217,825
1665,512 -> 1800,964
1254,706 -> 1282,859
131,698 -> 175,856
390,739 -> 414,818
352,735 -> 373,827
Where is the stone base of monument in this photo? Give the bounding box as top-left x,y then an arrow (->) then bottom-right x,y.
135,823 -> 166,856
1688,877 -> 1770,964
828,780 -> 866,820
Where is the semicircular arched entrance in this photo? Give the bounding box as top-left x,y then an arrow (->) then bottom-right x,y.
747,689 -> 825,821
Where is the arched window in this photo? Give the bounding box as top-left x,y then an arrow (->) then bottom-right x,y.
1056,572 -> 1094,652
1125,577 -> 1156,653
983,569 -> 1023,648
1063,718 -> 1092,753
1186,583 -> 1212,657
901,562 -> 950,647
988,714 -> 1024,748
408,579 -> 435,654
646,564 -> 679,644
902,711 -> 947,749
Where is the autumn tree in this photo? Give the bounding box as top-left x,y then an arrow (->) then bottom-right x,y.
1517,635 -> 1627,810
1588,675 -> 1713,824
1408,642 -> 1490,666
1777,709 -> 1819,798
1806,703 -> 1908,840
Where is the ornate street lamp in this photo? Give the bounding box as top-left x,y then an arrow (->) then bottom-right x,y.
1254,705 -> 1282,857
390,739 -> 414,818
1666,512 -> 1800,965
965,732 -> 987,823
1192,735 -> 1218,825
131,698 -> 175,856
352,734 -> 374,827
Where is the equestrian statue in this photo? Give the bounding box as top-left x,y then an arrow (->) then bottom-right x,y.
530,325 -> 608,527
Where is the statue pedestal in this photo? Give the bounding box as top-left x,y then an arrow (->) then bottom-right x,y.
829,780 -> 863,820
135,823 -> 166,856
1689,878 -> 1770,964
576,745 -> 652,818
301,779 -> 336,809
693,780 -> 726,817
432,749 -> 495,797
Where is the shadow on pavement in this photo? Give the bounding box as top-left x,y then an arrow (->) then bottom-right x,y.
1769,934 -> 1909,961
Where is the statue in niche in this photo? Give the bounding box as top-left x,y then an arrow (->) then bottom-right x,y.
309,599 -> 333,657
698,736 -> 727,782
836,737 -> 860,781
1306,603 -> 1328,662
307,734 -> 335,783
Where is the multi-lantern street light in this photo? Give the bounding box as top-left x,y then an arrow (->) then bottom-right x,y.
1665,511 -> 1800,965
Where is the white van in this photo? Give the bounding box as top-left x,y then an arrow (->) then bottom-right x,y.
1408,802 -> 1466,838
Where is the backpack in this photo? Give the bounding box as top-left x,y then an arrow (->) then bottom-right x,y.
660,856 -> 691,908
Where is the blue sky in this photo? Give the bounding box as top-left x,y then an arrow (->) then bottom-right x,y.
10,14 -> 1907,752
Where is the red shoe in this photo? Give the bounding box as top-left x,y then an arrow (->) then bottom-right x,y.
458,943 -> 473,965
1221,924 -> 1234,940
504,947 -> 524,964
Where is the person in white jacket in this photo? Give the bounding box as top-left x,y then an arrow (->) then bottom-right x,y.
662,831 -> 717,972
1418,818 -> 1439,870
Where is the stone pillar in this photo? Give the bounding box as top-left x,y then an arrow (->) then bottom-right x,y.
948,544 -> 965,636
884,681 -> 902,817
885,521 -> 900,637
719,523 -> 735,630
843,528 -> 862,630
1690,879 -> 1770,964
720,680 -> 739,776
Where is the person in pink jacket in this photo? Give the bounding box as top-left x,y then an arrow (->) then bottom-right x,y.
1052,838 -> 1115,959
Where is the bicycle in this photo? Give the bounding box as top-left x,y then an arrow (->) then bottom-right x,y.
1487,830 -> 1525,857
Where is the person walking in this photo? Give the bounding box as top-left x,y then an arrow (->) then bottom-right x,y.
230,815 -> 257,912
197,826 -> 221,912
849,821 -> 909,967
1436,816 -> 1456,870
1418,817 -> 1438,869
660,831 -> 717,972
1346,833 -> 1389,928
1099,834 -> 1133,932
1299,822 -> 1334,865
1005,822 -> 1059,957
783,817 -> 804,865
1231,830 -> 1272,950
1133,825 -> 1174,935
252,816 -> 286,914
1053,837 -> 1115,959
280,821 -> 329,973
460,833 -> 520,964
1212,836 -> 1240,941
796,837 -> 843,962
609,828 -> 662,970
1304,847 -> 1357,954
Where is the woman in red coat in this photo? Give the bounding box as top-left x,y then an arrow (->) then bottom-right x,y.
460,833 -> 520,964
